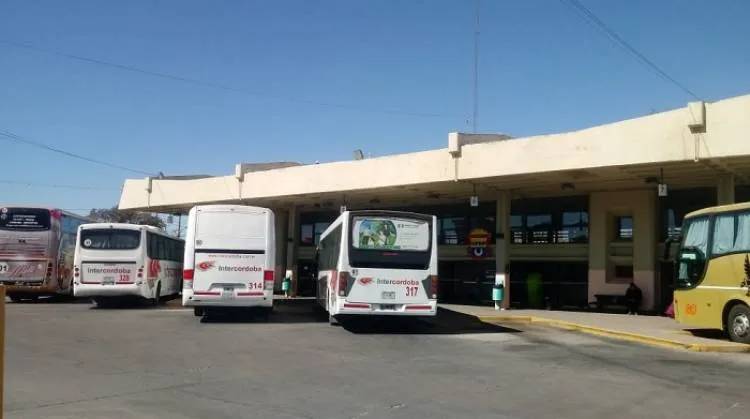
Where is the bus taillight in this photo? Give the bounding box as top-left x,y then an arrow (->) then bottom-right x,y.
263,270 -> 275,290
74,266 -> 79,278
338,271 -> 351,297
137,267 -> 144,278
183,269 -> 194,289
429,275 -> 438,299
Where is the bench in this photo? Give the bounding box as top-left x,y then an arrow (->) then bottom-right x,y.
591,294 -> 629,313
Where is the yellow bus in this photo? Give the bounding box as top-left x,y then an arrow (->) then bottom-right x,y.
673,202 -> 750,343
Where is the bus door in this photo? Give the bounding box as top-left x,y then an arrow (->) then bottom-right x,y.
674,216 -> 717,328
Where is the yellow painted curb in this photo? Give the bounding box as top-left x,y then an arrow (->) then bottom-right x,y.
477,315 -> 750,353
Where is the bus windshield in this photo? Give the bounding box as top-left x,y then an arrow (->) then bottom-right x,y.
349,215 -> 432,269
81,229 -> 141,250
676,217 -> 709,289
0,207 -> 51,231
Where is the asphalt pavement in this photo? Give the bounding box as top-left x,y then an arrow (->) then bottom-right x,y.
5,298 -> 750,419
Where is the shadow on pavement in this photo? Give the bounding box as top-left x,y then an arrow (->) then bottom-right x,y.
6,294 -> 88,304
199,298 -> 328,324
88,294 -> 182,310
686,328 -> 729,340
340,308 -> 522,335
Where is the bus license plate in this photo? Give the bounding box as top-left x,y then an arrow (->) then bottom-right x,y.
380,304 -> 396,311
222,287 -> 234,299
382,291 -> 396,300
102,277 -> 115,285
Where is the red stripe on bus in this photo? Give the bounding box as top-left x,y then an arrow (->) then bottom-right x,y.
405,305 -> 433,310
343,303 -> 371,309
193,291 -> 221,296
237,292 -> 264,296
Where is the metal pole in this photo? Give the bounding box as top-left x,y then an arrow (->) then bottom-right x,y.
472,0 -> 480,133
1,285 -> 5,419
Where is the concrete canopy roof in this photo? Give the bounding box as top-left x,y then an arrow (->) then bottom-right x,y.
119,94 -> 750,213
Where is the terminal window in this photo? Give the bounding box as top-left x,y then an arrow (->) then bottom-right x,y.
300,217 -> 334,246
616,216 -> 633,241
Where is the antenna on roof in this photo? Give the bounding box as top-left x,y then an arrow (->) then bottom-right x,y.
472,0 -> 480,133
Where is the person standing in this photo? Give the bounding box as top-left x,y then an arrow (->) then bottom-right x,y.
625,281 -> 642,315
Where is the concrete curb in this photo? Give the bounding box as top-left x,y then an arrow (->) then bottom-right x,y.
477,314 -> 750,353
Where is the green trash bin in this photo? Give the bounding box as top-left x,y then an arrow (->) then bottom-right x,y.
526,272 -> 544,309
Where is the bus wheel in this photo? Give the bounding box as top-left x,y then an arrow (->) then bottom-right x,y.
194,307 -> 204,317
328,312 -> 340,326
727,304 -> 750,344
152,284 -> 161,307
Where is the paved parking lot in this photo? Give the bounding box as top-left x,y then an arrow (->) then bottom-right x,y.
5,298 -> 750,419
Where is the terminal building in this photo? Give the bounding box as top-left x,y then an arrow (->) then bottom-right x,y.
118,94 -> 750,312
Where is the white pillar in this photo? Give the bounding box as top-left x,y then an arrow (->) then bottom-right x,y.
495,191 -> 511,309
286,206 -> 300,296
274,209 -> 289,291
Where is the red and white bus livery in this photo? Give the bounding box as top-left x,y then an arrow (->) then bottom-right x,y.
316,210 -> 439,324
73,223 -> 184,306
0,206 -> 88,301
182,205 -> 276,318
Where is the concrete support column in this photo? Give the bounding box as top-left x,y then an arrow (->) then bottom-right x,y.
589,190 -> 658,311
717,174 -> 735,205
495,191 -> 511,309
274,209 -> 289,291
286,206 -> 300,296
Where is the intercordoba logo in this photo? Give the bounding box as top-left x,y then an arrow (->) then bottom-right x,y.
197,261 -> 215,271
358,277 -> 373,286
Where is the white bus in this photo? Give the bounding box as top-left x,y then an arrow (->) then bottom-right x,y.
182,205 -> 275,318
317,210 -> 438,324
73,223 -> 184,306
0,205 -> 89,301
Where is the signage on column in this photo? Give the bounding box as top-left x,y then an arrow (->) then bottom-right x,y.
468,228 -> 492,259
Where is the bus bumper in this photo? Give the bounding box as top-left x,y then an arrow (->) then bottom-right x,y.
2,282 -> 58,295
333,301 -> 438,316
74,283 -> 141,298
182,291 -> 273,308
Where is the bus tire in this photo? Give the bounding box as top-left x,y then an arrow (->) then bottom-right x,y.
328,312 -> 340,326
152,283 -> 161,307
727,304 -> 750,344
194,307 -> 204,317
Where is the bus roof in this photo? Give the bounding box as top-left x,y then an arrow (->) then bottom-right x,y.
685,201 -> 750,219
0,204 -> 90,221
79,223 -> 179,239
192,204 -> 271,213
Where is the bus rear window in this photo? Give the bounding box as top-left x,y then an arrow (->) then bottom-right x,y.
0,207 -> 51,231
352,216 -> 429,251
349,216 -> 432,270
81,229 -> 141,250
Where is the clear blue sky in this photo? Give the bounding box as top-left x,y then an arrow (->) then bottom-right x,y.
1,0 -> 748,214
